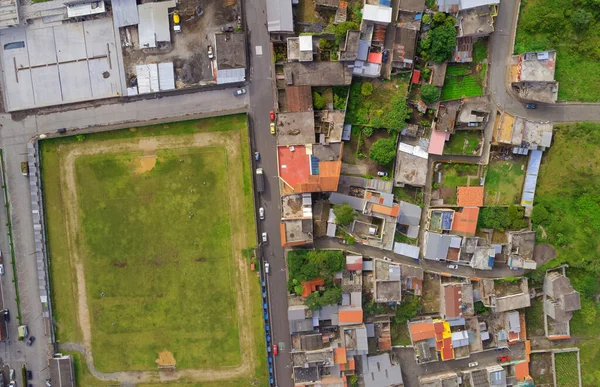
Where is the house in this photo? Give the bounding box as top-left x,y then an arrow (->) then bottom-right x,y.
374,260 -> 402,303
402,265 -> 424,295
215,32 -> 247,84
521,149 -> 542,207
287,36 -> 314,62
276,112 -> 316,146
283,86 -> 314,113
456,97 -> 491,129
493,115 -> 553,153
266,0 -> 294,33
452,207 -> 480,236
487,365 -> 507,386
281,193 -> 314,247
277,144 -> 343,193
428,130 -> 449,155
430,62 -> 447,87
360,353 -> 404,387
284,62 -> 353,86
440,283 -> 474,320
470,246 -> 495,270
362,4 -> 393,24
457,186 -> 484,207
507,230 -> 537,270
392,25 -> 418,70
346,255 -> 363,271
419,372 -> 460,387
433,100 -> 461,133
438,0 -> 499,13
544,270 -> 581,340
423,232 -> 454,261
510,51 -> 559,103
339,30 -> 361,62
50,354 -> 75,387
456,4 -> 497,38
480,278 -> 531,313
394,142 -> 429,187
397,201 -> 422,238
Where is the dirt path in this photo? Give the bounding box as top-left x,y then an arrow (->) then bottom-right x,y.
56,130 -> 258,384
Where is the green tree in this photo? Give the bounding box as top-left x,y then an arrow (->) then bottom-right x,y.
369,138 -> 397,165
313,92 -> 326,110
474,301 -> 490,315
422,14 -> 431,24
332,21 -> 359,44
333,203 -> 357,225
531,204 -> 549,225
305,291 -> 323,310
394,296 -> 422,324
320,286 -> 343,306
361,82 -> 374,96
508,204 -> 528,229
429,24 -> 457,62
420,84 -> 440,104
432,12 -> 447,25
478,206 -> 510,231
571,9 -> 593,31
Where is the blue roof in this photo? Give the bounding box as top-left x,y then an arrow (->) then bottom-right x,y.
441,212 -> 453,230
414,13 -> 422,20
379,0 -> 391,5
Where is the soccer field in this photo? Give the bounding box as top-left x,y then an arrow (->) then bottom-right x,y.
40,116 -> 267,383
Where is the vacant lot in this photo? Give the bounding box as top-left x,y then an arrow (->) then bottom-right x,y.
443,131 -> 482,156
555,352 -> 580,387
41,116 -> 267,384
432,163 -> 479,205
440,64 -> 486,101
484,158 -> 526,205
514,0 -> 600,101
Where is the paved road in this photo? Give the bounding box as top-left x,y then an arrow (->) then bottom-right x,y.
313,238 -> 525,279
488,0 -> 600,122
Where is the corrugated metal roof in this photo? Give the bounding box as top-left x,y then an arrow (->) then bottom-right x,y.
459,0 -> 499,10
521,149 -> 542,206
357,40 -> 370,61
342,124 -> 352,141
136,63 -> 159,94
216,68 -> 246,84
158,62 -> 175,91
394,242 -> 419,259
362,4 -> 392,23
267,0 -> 294,32
112,0 -> 139,27
138,1 -> 175,48
329,192 -> 365,211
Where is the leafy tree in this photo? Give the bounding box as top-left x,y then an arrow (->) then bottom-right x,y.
305,286 -> 343,310
361,82 -> 374,96
394,296 -> 422,324
333,203 -> 357,226
429,24 -> 457,62
369,138 -> 397,165
474,301 -> 490,315
420,84 -> 440,104
313,92 -> 326,110
478,206 -> 510,231
571,9 -> 593,31
432,12 -> 447,25
305,291 -> 323,310
422,68 -> 431,81
531,204 -> 549,225
332,21 -> 359,44
508,204 -> 528,229
422,14 -> 431,24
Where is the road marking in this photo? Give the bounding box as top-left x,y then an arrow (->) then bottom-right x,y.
255,46 -> 263,56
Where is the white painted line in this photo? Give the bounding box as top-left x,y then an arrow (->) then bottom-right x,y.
255,46 -> 263,56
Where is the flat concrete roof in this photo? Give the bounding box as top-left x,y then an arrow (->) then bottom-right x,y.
277,111 -> 315,146
284,62 -> 353,86
138,0 -> 176,48
394,147 -> 428,187
49,356 -> 74,387
518,51 -> 556,82
215,32 -> 247,69
0,18 -> 123,112
0,0 -> 19,29
457,5 -> 494,37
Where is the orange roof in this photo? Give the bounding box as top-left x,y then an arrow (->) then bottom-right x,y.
457,186 -> 484,207
441,337 -> 454,360
451,207 -> 480,236
277,146 -> 343,193
301,278 -> 325,297
371,203 -> 400,217
338,309 -> 363,324
515,361 -> 530,382
368,52 -> 383,64
409,321 -> 436,342
348,358 -> 355,370
334,348 -> 347,364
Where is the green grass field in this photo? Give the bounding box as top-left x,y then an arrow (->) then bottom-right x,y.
440,64 -> 486,101
40,116 -> 267,383
443,131 -> 482,155
514,0 -> 600,102
555,352 -> 580,387
484,159 -> 526,205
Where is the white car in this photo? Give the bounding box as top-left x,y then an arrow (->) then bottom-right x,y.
259,207 -> 265,220
264,262 -> 270,274
377,171 -> 388,177
383,257 -> 392,262
262,232 -> 268,244
448,264 -> 459,270
0,264 -> 4,275
468,362 -> 478,367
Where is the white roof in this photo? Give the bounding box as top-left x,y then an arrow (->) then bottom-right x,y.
459,0 -> 499,10
398,142 -> 428,159
267,0 -> 294,32
136,63 -> 159,94
158,62 -> 175,91
299,35 -> 312,51
216,68 -> 246,84
112,0 -> 140,28
67,1 -> 106,18
362,4 -> 392,23
393,243 -> 420,259
138,0 -> 176,48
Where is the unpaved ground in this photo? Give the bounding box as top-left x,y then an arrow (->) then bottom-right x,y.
55,130 -> 257,383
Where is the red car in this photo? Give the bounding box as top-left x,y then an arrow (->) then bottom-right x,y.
273,344 -> 278,355
270,110 -> 275,121
497,355 -> 510,363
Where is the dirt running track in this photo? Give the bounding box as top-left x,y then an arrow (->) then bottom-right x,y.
55,130 -> 258,384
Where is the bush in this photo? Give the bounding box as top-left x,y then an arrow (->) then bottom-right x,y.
422,68 -> 431,81
362,126 -> 374,137
287,250 -> 345,294
420,84 -> 440,104
361,82 -> 374,96
531,204 -> 550,225
422,14 -> 431,24
429,23 -> 457,62
369,138 -> 397,165
394,296 -> 422,324
313,92 -> 326,110
333,203 -> 357,225
305,286 -> 343,310
478,206 -> 510,231
420,120 -> 431,127
571,9 -> 593,31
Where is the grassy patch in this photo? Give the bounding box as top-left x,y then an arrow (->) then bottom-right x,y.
297,0 -> 319,23
514,0 -> 600,102
393,186 -> 423,207
443,131 -> 482,155
555,352 -> 580,387
484,158 -> 526,205
524,298 -> 545,337
440,64 -> 485,100
472,38 -> 488,63
391,322 -> 411,346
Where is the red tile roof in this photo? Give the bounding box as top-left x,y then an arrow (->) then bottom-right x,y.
371,203 -> 400,217
334,348 -> 347,364
301,278 -> 325,297
339,309 -> 363,324
451,207 -> 480,236
515,361 -> 530,382
444,284 -> 462,319
346,255 -> 363,271
278,146 -> 342,193
441,337 -> 454,360
457,186 -> 484,207
412,70 -> 421,84
368,52 -> 383,64
409,321 -> 436,342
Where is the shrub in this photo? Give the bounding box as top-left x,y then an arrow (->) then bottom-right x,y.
362,126 -> 374,137
421,84 -> 440,104
361,82 -> 374,96
369,138 -> 397,165
333,203 -> 357,225
313,91 -> 326,109
422,14 -> 431,24
532,204 -> 550,225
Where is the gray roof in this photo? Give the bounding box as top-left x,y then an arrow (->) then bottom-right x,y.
366,323 -> 375,337
507,311 -> 520,333
49,356 -> 74,387
394,242 -> 420,259
267,0 -> 294,32
290,318 -> 315,333
342,124 -> 352,141
329,192 -> 365,212
0,0 -> 18,29
361,353 -> 404,387
216,68 -> 246,84
423,232 -> 451,260
460,0 -> 500,10
158,62 -> 175,91
357,40 -> 370,61
487,365 -> 507,386
288,305 -> 308,320
138,0 -> 176,48
112,0 -> 139,27
293,365 -> 320,383
398,201 -> 422,226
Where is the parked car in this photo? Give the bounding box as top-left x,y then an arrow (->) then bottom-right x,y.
45,381 -> 52,387
4,309 -> 9,322
259,207 -> 265,220
525,103 -> 537,109
26,371 -> 32,380
264,262 -> 270,274
447,264 -> 459,269
382,49 -> 389,63
270,123 -> 276,135
383,257 -> 392,262
207,45 -> 214,59
233,88 -> 247,96
221,26 -> 234,32
0,265 -> 4,275
9,369 -> 15,381
377,171 -> 388,177
273,344 -> 278,355
468,362 -> 478,367
255,151 -> 260,161
25,336 -> 35,346
270,110 -> 275,121
262,232 -> 268,243
497,355 -> 511,363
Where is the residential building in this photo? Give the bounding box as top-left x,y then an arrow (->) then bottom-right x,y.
277,144 -> 343,193
215,32 -> 247,84
510,51 -> 559,103
392,25 -> 418,70
479,278 -> 531,313
266,0 -> 294,33
360,353 -> 404,387
419,372 -> 460,387
456,4 -> 497,38
280,193 -> 314,247
543,269 -> 581,340
49,354 -> 75,387
440,283 -> 474,320
283,62 -> 353,86
394,142 -> 429,187
374,260 -> 402,303
287,36 -> 314,62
